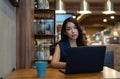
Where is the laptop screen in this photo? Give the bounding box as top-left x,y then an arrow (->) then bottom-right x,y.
64,45 -> 106,74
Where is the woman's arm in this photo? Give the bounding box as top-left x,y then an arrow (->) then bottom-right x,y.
50,44 -> 66,69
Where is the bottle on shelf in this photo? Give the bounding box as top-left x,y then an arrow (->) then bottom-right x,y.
44,46 -> 50,60
40,47 -> 45,60
38,0 -> 49,9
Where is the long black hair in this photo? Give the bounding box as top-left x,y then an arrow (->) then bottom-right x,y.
60,17 -> 85,46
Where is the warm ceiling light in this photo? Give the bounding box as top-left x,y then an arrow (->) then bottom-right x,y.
55,0 -> 66,14
72,16 -> 76,19
77,0 -> 91,14
110,16 -> 115,19
103,19 -> 107,22
102,0 -> 115,14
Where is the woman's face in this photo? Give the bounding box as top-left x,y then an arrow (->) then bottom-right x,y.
64,22 -> 79,40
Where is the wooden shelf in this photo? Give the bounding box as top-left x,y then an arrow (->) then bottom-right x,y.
33,0 -> 55,63
34,34 -> 55,39
34,9 -> 55,19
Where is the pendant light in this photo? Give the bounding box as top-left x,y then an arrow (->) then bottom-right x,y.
77,0 -> 91,14
55,0 -> 66,14
102,0 -> 115,14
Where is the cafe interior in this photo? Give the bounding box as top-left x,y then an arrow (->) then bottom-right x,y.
1,0 -> 120,79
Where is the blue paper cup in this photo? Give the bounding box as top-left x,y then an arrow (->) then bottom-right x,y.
35,61 -> 48,77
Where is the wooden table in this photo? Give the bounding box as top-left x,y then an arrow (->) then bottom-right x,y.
4,66 -> 120,79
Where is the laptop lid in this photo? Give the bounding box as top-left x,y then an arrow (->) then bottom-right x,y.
64,45 -> 106,74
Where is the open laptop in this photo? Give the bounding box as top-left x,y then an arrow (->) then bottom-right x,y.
60,45 -> 106,74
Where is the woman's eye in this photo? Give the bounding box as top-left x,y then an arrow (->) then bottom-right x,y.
66,28 -> 70,30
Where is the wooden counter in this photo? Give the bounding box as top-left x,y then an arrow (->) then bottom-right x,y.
5,66 -> 120,79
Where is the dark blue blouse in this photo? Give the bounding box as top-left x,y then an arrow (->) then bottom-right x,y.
58,41 -> 71,62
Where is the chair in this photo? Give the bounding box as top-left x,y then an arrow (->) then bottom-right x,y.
104,51 -> 114,69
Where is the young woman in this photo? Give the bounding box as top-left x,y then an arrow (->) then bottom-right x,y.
50,17 -> 85,69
